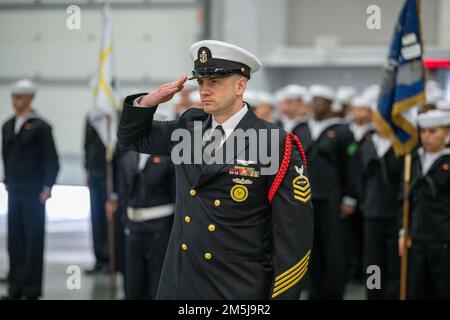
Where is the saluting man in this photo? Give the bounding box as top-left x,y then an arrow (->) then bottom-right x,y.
117,40 -> 314,300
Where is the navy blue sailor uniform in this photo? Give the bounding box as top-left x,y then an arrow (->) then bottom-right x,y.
407,147 -> 450,299
2,112 -> 59,298
305,117 -> 360,300
118,94 -> 314,300
122,151 -> 175,299
347,123 -> 375,282
359,134 -> 402,300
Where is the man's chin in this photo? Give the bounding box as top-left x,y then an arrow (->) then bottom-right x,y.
203,104 -> 216,114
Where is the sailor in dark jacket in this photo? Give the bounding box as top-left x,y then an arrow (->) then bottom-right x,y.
83,112 -> 126,274
399,110 -> 450,299
359,119 -> 402,300
275,84 -> 312,151
306,84 -> 360,300
122,151 -> 175,299
1,80 -> 59,299
347,95 -> 376,282
117,40 -> 314,300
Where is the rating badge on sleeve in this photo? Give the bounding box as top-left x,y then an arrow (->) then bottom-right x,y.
292,165 -> 311,203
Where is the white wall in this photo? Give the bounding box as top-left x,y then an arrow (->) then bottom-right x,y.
0,2 -> 202,184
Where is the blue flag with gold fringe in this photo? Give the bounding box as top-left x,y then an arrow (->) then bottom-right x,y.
374,0 -> 425,156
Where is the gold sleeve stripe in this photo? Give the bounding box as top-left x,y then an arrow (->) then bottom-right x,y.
272,267 -> 308,299
274,250 -> 311,282
274,255 -> 309,288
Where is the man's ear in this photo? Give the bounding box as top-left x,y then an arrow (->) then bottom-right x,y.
235,76 -> 248,96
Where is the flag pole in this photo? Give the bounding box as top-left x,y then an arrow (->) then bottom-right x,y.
105,113 -> 117,300
400,153 -> 412,300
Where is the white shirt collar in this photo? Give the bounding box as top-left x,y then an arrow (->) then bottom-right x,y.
281,116 -> 308,133
14,111 -> 35,134
208,104 -> 248,141
371,133 -> 392,159
349,123 -> 374,143
418,147 -> 450,175
308,117 -> 343,141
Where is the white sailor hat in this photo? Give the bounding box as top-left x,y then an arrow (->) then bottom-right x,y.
436,99 -> 450,111
417,110 -> 450,128
351,95 -> 372,110
336,86 -> 357,104
11,79 -> 36,95
309,84 -> 335,101
189,40 -> 261,80
244,90 -> 259,106
277,85 -> 308,101
257,92 -> 276,107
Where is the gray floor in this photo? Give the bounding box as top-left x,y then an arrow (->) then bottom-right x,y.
0,217 -> 365,300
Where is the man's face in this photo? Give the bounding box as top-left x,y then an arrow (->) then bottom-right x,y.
279,99 -> 309,119
420,126 -> 450,153
351,107 -> 372,125
197,75 -> 246,115
11,93 -> 33,114
254,103 -> 273,122
312,97 -> 332,118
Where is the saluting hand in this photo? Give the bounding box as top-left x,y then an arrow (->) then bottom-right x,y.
139,76 -> 188,108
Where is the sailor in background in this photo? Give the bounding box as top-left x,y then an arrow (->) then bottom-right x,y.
347,94 -> 376,282
400,110 -> 450,299
252,92 -> 276,123
335,86 -> 357,123
122,149 -> 175,299
1,80 -> 59,299
83,109 -> 126,274
306,84 -> 360,300
359,104 -> 402,300
276,84 -> 312,150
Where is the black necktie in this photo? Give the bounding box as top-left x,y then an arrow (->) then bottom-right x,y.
203,125 -> 225,164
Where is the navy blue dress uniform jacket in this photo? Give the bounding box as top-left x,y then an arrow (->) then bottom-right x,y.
118,94 -> 314,300
359,138 -> 403,219
2,113 -> 59,191
409,149 -> 450,242
305,123 -> 360,202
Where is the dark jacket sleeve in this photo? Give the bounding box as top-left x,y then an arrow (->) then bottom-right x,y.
41,123 -> 60,189
117,94 -> 178,157
269,133 -> 314,300
338,127 -> 360,202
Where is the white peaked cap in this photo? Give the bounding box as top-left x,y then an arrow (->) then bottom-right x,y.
417,109 -> 450,128
11,79 -> 36,95
309,84 -> 335,101
189,40 -> 262,73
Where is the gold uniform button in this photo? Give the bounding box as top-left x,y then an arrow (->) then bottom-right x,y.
189,189 -> 196,196
181,243 -> 188,251
214,199 -> 221,206
208,224 -> 216,232
184,216 -> 191,223
204,252 -> 212,260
